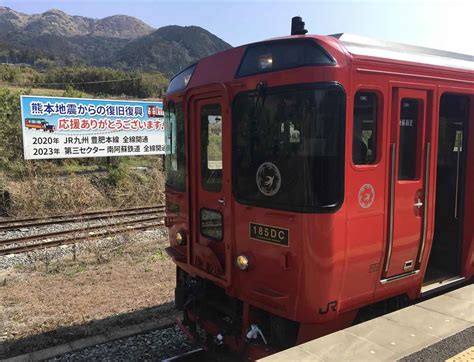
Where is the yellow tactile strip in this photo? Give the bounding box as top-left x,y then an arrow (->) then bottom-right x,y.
446,346 -> 474,361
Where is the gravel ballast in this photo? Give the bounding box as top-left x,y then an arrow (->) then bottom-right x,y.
48,325 -> 195,362
0,225 -> 167,270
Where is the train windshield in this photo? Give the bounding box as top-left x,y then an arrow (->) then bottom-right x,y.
164,102 -> 186,191
233,83 -> 345,212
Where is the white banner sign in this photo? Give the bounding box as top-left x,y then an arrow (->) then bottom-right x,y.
20,95 -> 164,160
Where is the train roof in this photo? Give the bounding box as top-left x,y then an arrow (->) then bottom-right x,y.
331,33 -> 474,71
167,32 -> 474,95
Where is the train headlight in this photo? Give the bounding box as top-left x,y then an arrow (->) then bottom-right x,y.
176,231 -> 186,245
259,54 -> 273,70
236,254 -> 250,271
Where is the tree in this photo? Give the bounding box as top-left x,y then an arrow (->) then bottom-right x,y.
0,89 -> 24,172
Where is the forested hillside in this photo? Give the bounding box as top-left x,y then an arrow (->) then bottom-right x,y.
0,64 -> 168,98
0,7 -> 232,76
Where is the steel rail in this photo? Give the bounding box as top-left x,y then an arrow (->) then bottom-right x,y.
0,214 -> 164,247
0,207 -> 164,232
0,221 -> 164,256
0,205 -> 165,227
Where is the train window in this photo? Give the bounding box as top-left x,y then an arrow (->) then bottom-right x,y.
398,98 -> 420,180
233,83 -> 345,213
236,39 -> 335,78
164,102 -> 186,191
353,92 -> 378,165
167,64 -> 196,94
200,208 -> 223,241
201,104 -> 222,192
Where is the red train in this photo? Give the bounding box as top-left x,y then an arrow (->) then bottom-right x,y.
148,105 -> 164,118
25,118 -> 56,133
164,17 -> 474,359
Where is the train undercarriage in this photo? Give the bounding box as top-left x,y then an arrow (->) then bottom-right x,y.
174,267 -> 302,359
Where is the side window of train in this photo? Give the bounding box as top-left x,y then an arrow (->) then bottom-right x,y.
200,103 -> 223,192
353,91 -> 378,165
398,98 -> 420,180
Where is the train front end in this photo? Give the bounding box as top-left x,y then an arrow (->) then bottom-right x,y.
164,25 -> 352,358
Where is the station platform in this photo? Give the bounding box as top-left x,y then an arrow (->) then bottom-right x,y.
261,283 -> 473,361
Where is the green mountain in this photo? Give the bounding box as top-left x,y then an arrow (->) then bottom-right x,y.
115,25 -> 232,75
0,7 -> 232,76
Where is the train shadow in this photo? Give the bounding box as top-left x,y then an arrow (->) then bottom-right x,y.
0,302 -> 176,360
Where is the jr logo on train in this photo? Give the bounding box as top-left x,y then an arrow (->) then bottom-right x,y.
163,16 -> 474,359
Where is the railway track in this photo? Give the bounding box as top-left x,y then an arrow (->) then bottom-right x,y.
2,310 -> 186,361
0,205 -> 166,256
0,205 -> 165,231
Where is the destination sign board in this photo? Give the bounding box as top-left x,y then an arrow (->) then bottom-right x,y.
20,95 -> 164,160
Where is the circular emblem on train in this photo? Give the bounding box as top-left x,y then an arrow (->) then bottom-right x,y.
256,162 -> 281,197
358,184 -> 375,209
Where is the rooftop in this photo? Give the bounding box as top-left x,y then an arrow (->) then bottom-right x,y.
331,33 -> 474,71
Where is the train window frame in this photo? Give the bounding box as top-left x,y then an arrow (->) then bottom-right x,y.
398,97 -> 423,181
231,81 -> 346,214
351,90 -> 383,168
164,101 -> 186,192
200,103 -> 223,192
166,64 -> 196,94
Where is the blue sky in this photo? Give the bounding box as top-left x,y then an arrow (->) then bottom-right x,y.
2,0 -> 473,55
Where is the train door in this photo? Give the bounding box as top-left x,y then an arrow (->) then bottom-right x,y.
424,94 -> 470,285
383,88 -> 431,278
188,94 -> 231,282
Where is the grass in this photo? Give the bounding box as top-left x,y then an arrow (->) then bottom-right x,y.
1,84 -> 157,100
0,232 -> 175,359
61,163 -> 103,173
1,84 -> 91,97
0,232 -> 175,352
119,155 -> 163,168
62,263 -> 87,278
150,248 -> 168,262
4,157 -> 164,217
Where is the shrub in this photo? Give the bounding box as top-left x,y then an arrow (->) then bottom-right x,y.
0,88 -> 23,172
